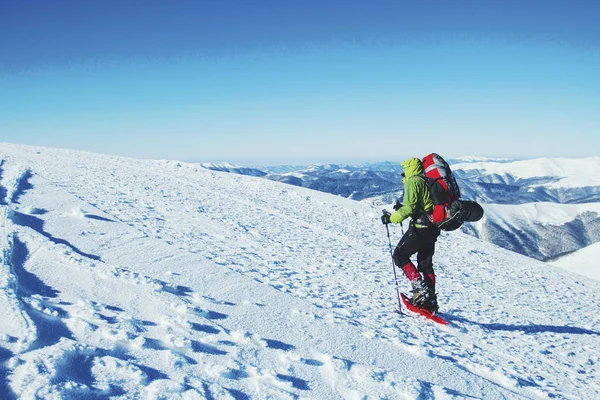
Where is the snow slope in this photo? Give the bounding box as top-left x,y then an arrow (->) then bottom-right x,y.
548,242 -> 600,282
0,143 -> 599,399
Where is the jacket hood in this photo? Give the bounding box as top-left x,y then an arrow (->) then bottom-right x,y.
401,157 -> 424,179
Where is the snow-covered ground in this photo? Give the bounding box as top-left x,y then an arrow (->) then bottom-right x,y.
549,242 -> 600,282
1,143 -> 599,399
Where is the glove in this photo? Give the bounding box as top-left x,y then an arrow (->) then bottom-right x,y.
393,200 -> 403,211
381,210 -> 391,225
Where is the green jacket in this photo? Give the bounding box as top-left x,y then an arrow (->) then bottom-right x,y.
390,157 -> 434,225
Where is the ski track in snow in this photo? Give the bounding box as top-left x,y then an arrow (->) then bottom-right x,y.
0,143 -> 598,399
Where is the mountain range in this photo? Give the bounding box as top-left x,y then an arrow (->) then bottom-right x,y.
202,157 -> 600,267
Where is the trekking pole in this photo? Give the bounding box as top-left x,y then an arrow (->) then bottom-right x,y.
383,210 -> 403,314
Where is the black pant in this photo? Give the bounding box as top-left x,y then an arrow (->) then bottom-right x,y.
393,223 -> 440,276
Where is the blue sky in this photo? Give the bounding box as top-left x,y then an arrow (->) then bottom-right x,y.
1,1 -> 599,164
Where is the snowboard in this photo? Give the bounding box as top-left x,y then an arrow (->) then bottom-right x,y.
400,293 -> 449,325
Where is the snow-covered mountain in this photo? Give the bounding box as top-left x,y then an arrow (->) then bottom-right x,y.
453,157 -> 600,190
200,162 -> 267,177
449,156 -> 514,164
264,163 -> 403,201
1,143 -> 599,399
237,158 -> 600,263
465,202 -> 600,261
454,157 -> 600,204
203,162 -> 407,202
209,157 -> 600,205
453,158 -> 600,262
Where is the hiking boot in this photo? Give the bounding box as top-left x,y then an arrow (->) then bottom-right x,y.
411,279 -> 438,313
423,293 -> 439,314
410,279 -> 431,307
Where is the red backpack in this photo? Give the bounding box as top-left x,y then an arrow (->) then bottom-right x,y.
422,153 -> 482,231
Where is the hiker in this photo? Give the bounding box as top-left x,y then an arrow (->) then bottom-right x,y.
381,157 -> 440,313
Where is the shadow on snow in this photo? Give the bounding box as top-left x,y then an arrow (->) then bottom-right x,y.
53,348 -> 167,398
0,160 -> 7,205
10,235 -> 58,298
84,214 -> 117,223
263,339 -> 295,352
10,211 -> 102,262
0,346 -> 16,400
449,315 -> 600,336
10,235 -> 74,350
11,169 -> 33,204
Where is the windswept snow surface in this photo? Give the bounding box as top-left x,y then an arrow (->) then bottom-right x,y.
0,143 -> 599,399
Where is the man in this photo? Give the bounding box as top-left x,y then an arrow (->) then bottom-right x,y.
381,157 -> 440,313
